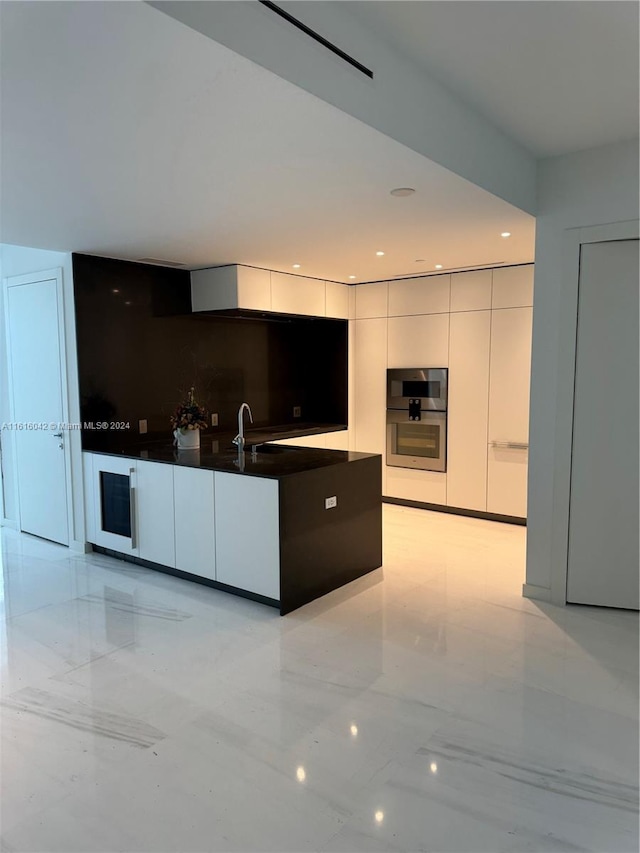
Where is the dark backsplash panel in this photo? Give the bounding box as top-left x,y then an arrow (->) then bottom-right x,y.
73,254 -> 347,446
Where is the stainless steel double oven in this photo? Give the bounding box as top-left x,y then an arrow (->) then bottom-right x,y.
386,368 -> 448,472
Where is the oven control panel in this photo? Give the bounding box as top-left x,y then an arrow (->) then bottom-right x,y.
408,398 -> 421,421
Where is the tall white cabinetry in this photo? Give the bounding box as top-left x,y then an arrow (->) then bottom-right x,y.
353,318 -> 387,456
487,269 -> 534,518
352,264 -> 533,519
448,309 -> 491,511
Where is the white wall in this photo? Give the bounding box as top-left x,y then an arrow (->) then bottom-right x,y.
525,138 -> 640,600
150,0 -> 535,214
0,244 -> 84,547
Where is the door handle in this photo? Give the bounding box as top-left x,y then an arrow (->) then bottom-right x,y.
491,440 -> 529,450
53,432 -> 63,438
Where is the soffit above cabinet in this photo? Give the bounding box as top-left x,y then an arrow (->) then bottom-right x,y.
190,265 -> 350,320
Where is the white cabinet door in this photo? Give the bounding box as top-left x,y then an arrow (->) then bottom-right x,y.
388,274 -> 450,316
385,467 -> 446,506
450,270 -> 492,312
387,313 -> 449,368
191,265 -> 271,312
486,444 -> 529,518
354,318 -> 387,454
487,306 -> 533,517
174,467 -> 216,580
91,454 -> 138,554
447,311 -> 491,511
135,459 -> 176,567
325,281 -> 350,319
355,282 -> 388,318
492,265 -> 534,309
270,272 -> 325,317
214,472 -> 280,600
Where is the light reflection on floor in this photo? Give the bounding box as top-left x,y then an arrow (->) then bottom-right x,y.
1,505 -> 637,852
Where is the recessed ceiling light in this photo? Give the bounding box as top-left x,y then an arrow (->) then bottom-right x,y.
112,288 -> 120,293
501,231 -> 511,238
349,275 -> 356,280
375,811 -> 384,824
435,264 -> 443,270
376,251 -> 385,257
390,187 -> 416,197
292,263 -> 301,269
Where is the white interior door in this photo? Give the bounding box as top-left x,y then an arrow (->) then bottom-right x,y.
5,274 -> 69,544
566,240 -> 639,609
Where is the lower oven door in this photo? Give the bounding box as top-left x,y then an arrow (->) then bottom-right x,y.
386,410 -> 447,472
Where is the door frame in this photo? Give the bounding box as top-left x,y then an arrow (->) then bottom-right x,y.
3,267 -> 73,544
548,219 -> 639,606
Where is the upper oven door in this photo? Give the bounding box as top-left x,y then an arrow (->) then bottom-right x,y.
387,368 -> 448,411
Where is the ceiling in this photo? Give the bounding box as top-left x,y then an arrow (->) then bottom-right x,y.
1,1 -> 537,282
344,0 -> 639,158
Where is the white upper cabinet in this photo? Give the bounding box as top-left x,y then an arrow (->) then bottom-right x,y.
387,313 -> 450,368
355,282 -> 388,318
325,281 -> 350,319
450,270 -> 492,312
492,265 -> 534,309
270,272 -> 326,317
388,274 -> 450,317
191,265 -> 271,312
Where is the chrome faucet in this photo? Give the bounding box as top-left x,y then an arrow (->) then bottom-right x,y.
232,402 -> 253,450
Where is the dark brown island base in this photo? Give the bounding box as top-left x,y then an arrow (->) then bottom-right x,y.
83,441 -> 382,615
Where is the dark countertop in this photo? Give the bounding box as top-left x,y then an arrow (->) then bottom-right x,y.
82,435 -> 379,480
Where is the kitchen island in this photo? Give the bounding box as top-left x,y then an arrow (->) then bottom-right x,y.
83,439 -> 382,614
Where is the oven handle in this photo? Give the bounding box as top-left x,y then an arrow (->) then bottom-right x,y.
490,440 -> 529,450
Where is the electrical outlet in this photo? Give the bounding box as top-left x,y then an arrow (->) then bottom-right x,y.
211,413 -> 218,427
139,419 -> 148,434
293,406 -> 301,418
325,496 -> 337,510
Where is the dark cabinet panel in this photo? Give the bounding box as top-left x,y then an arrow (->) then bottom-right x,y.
73,254 -> 347,447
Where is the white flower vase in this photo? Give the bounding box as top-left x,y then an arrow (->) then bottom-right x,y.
174,428 -> 200,450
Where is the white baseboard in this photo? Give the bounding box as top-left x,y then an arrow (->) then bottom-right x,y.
522,582 -> 552,603
0,517 -> 18,530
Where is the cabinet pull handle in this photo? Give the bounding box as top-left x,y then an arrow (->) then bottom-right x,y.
129,467 -> 137,549
491,440 -> 529,450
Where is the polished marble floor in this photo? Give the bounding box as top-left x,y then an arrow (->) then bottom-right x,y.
1,505 -> 638,853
